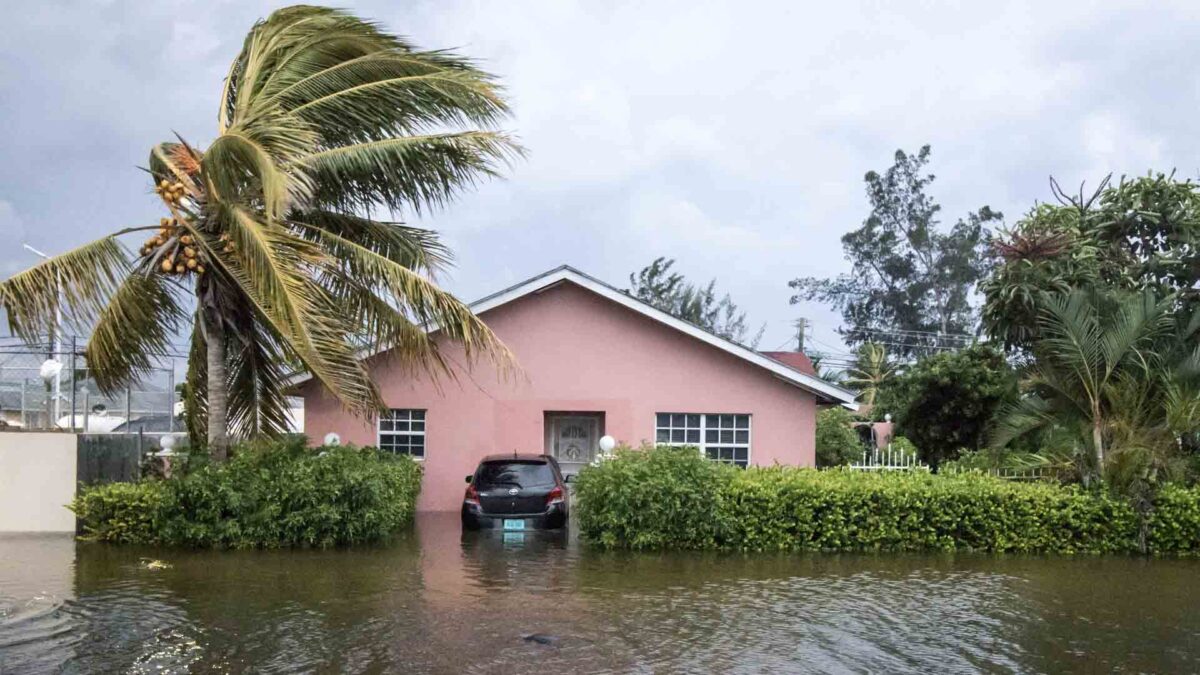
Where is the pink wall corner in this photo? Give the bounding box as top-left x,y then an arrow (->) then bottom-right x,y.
303,281 -> 819,511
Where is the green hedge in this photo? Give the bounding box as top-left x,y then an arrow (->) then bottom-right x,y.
574,445 -> 1200,554
71,440 -> 422,548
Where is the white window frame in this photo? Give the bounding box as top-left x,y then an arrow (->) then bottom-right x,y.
654,413 -> 752,467
378,409 -> 426,459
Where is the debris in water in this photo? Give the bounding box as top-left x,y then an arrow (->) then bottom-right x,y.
140,558 -> 173,570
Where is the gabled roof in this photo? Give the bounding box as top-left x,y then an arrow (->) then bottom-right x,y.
293,265 -> 859,407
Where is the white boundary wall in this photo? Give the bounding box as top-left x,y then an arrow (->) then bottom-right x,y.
0,432 -> 77,532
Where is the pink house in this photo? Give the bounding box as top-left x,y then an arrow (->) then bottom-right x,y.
298,266 -> 857,511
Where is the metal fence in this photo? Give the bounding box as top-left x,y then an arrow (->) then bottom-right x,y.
0,334 -> 187,433
848,444 -> 928,471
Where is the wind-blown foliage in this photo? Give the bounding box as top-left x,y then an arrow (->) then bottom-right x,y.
627,257 -> 765,347
790,145 -> 1002,356
0,6 -> 520,458
842,342 -> 895,406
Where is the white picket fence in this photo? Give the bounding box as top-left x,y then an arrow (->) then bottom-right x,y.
844,446 -> 1058,481
848,445 -> 927,471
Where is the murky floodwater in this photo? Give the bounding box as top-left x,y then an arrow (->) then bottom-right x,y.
1,514 -> 1198,674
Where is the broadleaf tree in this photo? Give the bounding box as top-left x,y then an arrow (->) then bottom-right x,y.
983,173 -> 1200,352
790,145 -> 1002,356
874,344 -> 1017,469
0,6 -> 520,460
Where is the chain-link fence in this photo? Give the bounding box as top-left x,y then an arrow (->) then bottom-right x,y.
0,334 -> 187,433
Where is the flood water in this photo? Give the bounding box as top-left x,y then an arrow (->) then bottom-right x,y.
2,514 -> 1198,674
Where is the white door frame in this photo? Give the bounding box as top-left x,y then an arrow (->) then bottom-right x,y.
544,413 -> 603,473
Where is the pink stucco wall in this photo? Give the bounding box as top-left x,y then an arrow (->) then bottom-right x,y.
301,281 -> 818,511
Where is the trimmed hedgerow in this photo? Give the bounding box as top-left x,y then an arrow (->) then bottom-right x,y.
1147,484 -> 1200,554
71,439 -> 422,548
575,445 -> 1200,554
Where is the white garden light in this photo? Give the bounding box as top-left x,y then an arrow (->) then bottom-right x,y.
324,432 -> 341,446
598,435 -> 616,453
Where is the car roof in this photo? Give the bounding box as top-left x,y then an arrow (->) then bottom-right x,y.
479,453 -> 552,463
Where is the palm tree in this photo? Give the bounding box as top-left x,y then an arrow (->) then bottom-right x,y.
843,342 -> 895,406
0,6 -> 520,460
990,289 -> 1179,482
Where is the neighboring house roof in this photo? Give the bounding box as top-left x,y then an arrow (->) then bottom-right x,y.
292,265 -> 859,407
759,350 -> 818,376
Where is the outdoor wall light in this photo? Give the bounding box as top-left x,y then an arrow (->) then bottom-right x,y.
599,435 -> 616,453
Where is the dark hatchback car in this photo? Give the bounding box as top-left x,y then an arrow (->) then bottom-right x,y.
461,454 -> 569,531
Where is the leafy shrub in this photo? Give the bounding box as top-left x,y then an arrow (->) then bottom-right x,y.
72,439 -> 422,548
575,445 -> 1200,554
815,408 -> 863,467
70,480 -> 166,544
890,436 -> 919,461
573,444 -> 735,549
1147,484 -> 1200,554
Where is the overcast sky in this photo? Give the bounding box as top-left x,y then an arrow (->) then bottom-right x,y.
3,0 -> 1199,357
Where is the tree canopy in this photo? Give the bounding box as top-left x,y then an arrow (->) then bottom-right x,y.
628,257 -> 764,347
982,173 -> 1200,352
0,6 -> 519,458
875,344 -> 1017,469
790,145 -> 1002,356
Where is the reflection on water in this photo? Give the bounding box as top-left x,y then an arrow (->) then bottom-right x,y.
2,513 -> 1199,673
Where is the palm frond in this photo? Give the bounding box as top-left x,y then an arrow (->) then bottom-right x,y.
0,236 -> 129,342
85,273 -> 186,395
310,226 -> 514,374
224,307 -> 297,437
1036,290 -> 1103,397
185,210 -> 384,416
183,318 -> 208,444
990,394 -> 1059,449
203,126 -> 311,219
288,209 -> 450,273
1098,290 -> 1172,377
299,131 -> 521,214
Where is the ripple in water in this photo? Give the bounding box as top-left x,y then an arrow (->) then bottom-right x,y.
2,517 -> 1198,673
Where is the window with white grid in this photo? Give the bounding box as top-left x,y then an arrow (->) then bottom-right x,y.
378,409 -> 426,458
655,413 -> 750,467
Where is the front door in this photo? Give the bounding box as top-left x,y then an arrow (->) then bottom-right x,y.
547,414 -> 600,476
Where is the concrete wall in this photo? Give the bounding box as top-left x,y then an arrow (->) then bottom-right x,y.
0,432 -> 77,532
303,281 -> 819,512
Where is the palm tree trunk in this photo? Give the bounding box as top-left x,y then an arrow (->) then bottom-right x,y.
205,313 -> 230,462
1092,416 -> 1105,474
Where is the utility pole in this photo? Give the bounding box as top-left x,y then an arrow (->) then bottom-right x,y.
23,243 -> 62,426
792,318 -> 808,352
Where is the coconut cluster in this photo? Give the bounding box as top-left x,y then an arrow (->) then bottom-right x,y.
140,217 -> 206,277
155,178 -> 188,205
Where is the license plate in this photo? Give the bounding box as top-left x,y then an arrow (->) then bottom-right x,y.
503,519 -> 525,531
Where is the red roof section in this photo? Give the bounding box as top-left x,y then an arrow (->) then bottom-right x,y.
760,351 -> 818,376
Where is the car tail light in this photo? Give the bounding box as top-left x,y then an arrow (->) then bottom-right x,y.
464,483 -> 480,506
545,485 -> 565,506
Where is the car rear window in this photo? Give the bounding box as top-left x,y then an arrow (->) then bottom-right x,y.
476,461 -> 556,489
